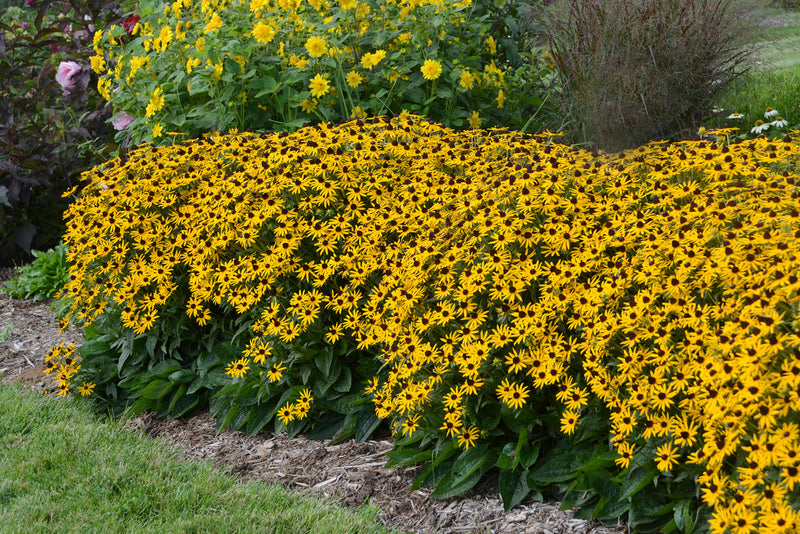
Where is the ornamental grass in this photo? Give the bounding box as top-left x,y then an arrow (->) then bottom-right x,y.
56,115 -> 800,532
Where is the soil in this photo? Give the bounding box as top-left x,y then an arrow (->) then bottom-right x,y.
0,269 -> 625,534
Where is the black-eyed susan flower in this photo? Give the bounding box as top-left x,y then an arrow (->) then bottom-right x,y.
226,357 -> 250,379
457,426 -> 480,450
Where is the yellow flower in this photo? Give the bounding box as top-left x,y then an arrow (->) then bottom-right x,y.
420,59 -> 442,81
401,413 -> 421,436
252,21 -> 276,44
196,36 -> 206,51
614,441 -> 635,469
90,55 -> 106,74
361,50 -> 386,70
300,98 -> 317,113
186,56 -> 201,74
277,403 -> 295,424
77,381 -> 96,397
154,25 -> 172,53
304,35 -> 327,58
340,0 -> 357,9
204,12 -> 222,33
225,357 -> 251,379
459,69 -> 475,90
485,35 -> 497,55
496,89 -> 505,109
457,426 -> 480,449
152,123 -> 163,138
346,70 -> 363,87
468,111 -> 481,129
97,77 -> 112,100
504,382 -> 530,410
560,410 -> 580,434
145,87 -> 164,118
308,73 -> 330,98
655,443 -> 680,472
266,362 -> 286,383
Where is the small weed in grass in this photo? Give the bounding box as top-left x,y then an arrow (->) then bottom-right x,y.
0,384 -> 397,534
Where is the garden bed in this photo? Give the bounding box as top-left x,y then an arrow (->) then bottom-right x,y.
0,286 -> 623,534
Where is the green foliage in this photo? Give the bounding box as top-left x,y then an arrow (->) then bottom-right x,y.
2,243 -> 69,300
0,0 -> 124,263
93,0 -> 554,145
543,0 -> 757,151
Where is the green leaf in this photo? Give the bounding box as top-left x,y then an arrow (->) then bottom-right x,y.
79,337 -> 113,357
519,441 -> 540,469
170,392 -> 200,418
495,442 -> 516,470
594,495 -> 630,521
140,379 -> 174,400
332,365 -> 352,393
168,369 -> 195,384
223,57 -> 241,74
167,384 -> 188,413
315,347 -> 334,377
498,469 -> 530,511
450,444 -> 490,485
529,450 -> 575,484
385,448 -> 433,468
330,412 -> 357,445
354,408 -> 382,442
436,86 -> 453,99
620,466 -> 658,500
187,79 -> 210,95
129,396 -> 156,414
299,363 -> 313,384
148,359 -> 181,377
146,335 -> 158,358
254,76 -> 279,97
306,412 -> 345,441
430,467 -> 483,499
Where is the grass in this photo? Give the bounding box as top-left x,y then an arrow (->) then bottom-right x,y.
707,4 -> 800,132
751,6 -> 800,71
0,383 -> 398,534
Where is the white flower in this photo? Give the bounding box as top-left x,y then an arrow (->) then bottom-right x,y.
771,117 -> 788,128
726,112 -> 744,119
764,107 -> 779,119
751,120 -> 770,134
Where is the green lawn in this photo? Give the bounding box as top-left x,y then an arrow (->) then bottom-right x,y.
751,6 -> 800,71
0,384 -> 399,534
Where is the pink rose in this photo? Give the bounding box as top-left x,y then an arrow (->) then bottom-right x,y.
55,61 -> 81,94
111,112 -> 135,131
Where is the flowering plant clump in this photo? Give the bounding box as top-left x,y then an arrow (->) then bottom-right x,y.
90,0 -> 542,145
712,107 -> 797,141
61,116 -> 800,531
